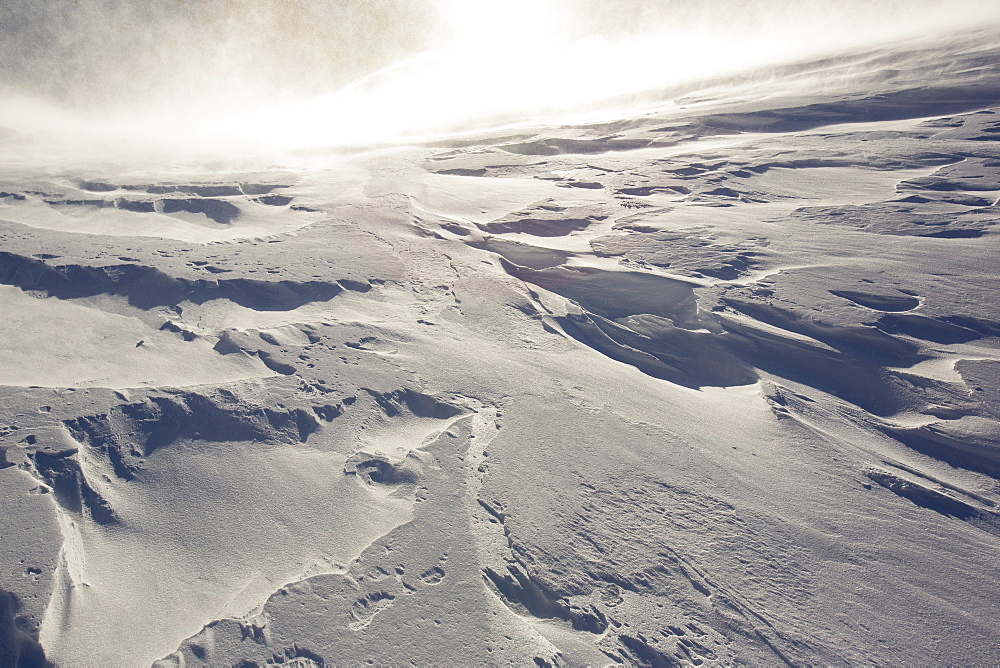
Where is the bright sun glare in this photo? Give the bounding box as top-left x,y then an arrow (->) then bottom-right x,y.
446,0 -> 558,48
4,0 -> 1000,164
212,0 -> 994,154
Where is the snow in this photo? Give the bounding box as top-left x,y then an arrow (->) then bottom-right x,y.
1,8 -> 1000,667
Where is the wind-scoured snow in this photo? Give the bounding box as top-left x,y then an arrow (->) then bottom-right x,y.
1,4 -> 1000,667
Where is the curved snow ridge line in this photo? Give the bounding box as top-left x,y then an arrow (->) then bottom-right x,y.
29,428 -> 96,665
499,259 -> 700,323
213,554 -> 352,625
500,257 -> 923,412
60,390 -> 325,481
876,421 -> 1000,479
157,408 -> 484,667
33,386 -> 463,665
503,258 -> 998,434
17,390 -> 333,532
879,458 -> 998,509
41,194 -> 242,225
74,180 -> 273,194
0,251 -> 371,311
14,181 -> 296,224
864,466 -> 1000,537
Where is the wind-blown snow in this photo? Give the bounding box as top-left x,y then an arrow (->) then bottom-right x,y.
1,3 -> 1000,667
3,0 -> 1000,162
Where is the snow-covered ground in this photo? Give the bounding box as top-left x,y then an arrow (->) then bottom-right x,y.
1,10 -> 1000,667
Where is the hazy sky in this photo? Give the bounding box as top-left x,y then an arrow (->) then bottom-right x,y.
0,0 -> 444,107
2,0 -> 999,160
4,0 -> 999,110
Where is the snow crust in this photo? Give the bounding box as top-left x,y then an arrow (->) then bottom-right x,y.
1,24 -> 1000,668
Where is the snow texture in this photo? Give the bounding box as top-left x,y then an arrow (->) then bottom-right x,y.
1,19 -> 1000,668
